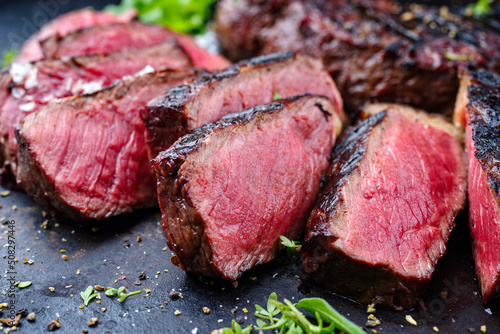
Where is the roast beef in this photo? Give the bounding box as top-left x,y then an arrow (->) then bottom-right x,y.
152,94 -> 342,280
16,8 -> 137,63
458,69 -> 500,303
1,40 -> 192,178
301,103 -> 467,310
142,51 -> 345,160
16,69 -> 199,220
41,21 -> 230,70
215,0 -> 500,114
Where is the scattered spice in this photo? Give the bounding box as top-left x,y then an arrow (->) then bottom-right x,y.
0,314 -> 21,326
16,309 -> 28,317
60,250 -> 66,253
230,307 -> 238,315
94,285 -> 104,291
65,285 -> 72,289
11,205 -> 17,211
49,287 -> 55,292
367,303 -> 376,313
405,315 -> 417,326
62,255 -> 68,261
41,220 -> 49,229
433,326 -> 439,332
118,276 -> 126,281
27,313 -> 35,322
62,238 -> 67,242
82,329 -> 88,334
242,308 -> 248,313
439,290 -> 448,299
137,236 -> 142,242
170,291 -> 182,299
0,190 -> 11,197
134,281 -> 141,286
78,305 -> 85,309
203,307 -> 210,314
87,317 -> 98,327
144,289 -> 151,294
174,310 -> 181,316
366,314 -> 380,327
76,269 -> 81,275
123,240 -> 131,248
28,260 -> 34,265
101,308 -> 106,312
23,258 -> 28,264
162,247 -> 167,251
481,325 -> 487,333
47,318 -> 61,331
231,281 -> 238,288
138,271 -> 146,280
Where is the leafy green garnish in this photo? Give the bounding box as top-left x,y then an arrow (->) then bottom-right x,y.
18,281 -> 32,289
444,50 -> 475,61
273,92 -> 282,101
80,286 -> 98,306
468,0 -> 493,17
280,235 -> 301,258
223,293 -> 365,334
222,320 -> 253,334
1,49 -> 18,69
105,0 -> 217,34
105,286 -> 142,303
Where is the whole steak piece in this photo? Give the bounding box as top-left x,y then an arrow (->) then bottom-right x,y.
301,103 -> 467,310
152,95 -> 342,280
0,40 -> 193,178
143,51 -> 345,160
215,0 -> 500,114
16,69 -> 199,220
460,69 -> 500,303
15,8 -> 137,62
41,21 -> 230,71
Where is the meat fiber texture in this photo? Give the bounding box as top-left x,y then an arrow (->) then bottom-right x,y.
152,95 -> 342,280
215,0 -> 500,115
16,69 -> 199,220
40,20 -> 230,71
0,40 -> 193,179
16,8 -> 137,63
460,69 -> 500,303
142,51 -> 345,160
301,103 -> 467,310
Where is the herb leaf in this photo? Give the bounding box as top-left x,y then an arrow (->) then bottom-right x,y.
273,92 -> 282,101
280,235 -> 301,258
118,289 -> 142,303
444,50 -> 474,61
80,286 -> 98,306
18,281 -> 32,289
105,287 -> 117,297
468,0 -> 493,17
105,0 -> 217,34
1,49 -> 17,69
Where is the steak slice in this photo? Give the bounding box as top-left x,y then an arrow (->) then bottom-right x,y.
143,51 -> 345,160
1,40 -> 193,178
16,69 -> 199,220
301,103 -> 467,310
16,8 -> 137,62
460,69 -> 500,303
41,21 -> 230,70
215,0 -> 500,115
152,94 -> 342,280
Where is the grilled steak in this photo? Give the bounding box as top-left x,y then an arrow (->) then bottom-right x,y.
301,103 -> 467,310
41,21 -> 230,70
458,69 -> 500,303
1,40 -> 192,178
142,51 -> 345,160
152,94 -> 342,280
16,8 -> 137,62
215,0 -> 500,114
16,69 -> 199,220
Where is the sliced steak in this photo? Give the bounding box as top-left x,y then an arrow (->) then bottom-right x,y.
152,94 -> 342,280
16,8 -> 137,62
1,40 -> 192,178
16,69 -> 199,220
215,0 -> 500,115
41,21 -> 230,70
301,103 -> 467,310
143,51 -> 345,160
461,69 -> 500,303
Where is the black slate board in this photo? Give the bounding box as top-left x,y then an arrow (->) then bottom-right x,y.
0,0 -> 499,333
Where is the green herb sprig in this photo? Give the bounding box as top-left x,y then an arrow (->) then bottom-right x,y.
222,293 -> 365,334
80,286 -> 98,306
222,320 -> 252,334
280,235 -> 301,258
105,0 -> 216,34
273,92 -> 282,101
18,281 -> 32,289
468,0 -> 494,17
105,286 -> 142,302
1,49 -> 18,69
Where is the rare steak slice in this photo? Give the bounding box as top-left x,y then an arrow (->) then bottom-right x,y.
152,95 -> 342,280
16,69 -> 199,220
461,69 -> 500,303
215,0 -> 500,115
41,21 -> 230,70
15,8 -> 137,62
301,103 -> 467,310
143,51 -> 345,160
1,40 -> 192,178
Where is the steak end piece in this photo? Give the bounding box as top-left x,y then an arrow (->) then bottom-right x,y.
15,69 -> 199,220
142,51 -> 345,160
302,103 -> 467,310
153,94 -> 341,280
463,69 -> 500,303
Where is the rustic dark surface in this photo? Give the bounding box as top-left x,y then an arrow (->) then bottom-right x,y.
0,0 -> 499,333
